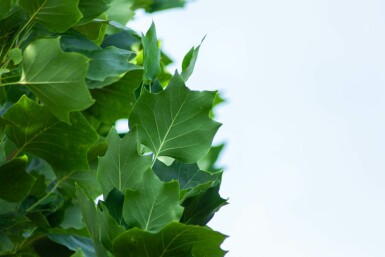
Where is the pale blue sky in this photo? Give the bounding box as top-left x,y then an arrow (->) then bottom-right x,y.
128,1 -> 385,256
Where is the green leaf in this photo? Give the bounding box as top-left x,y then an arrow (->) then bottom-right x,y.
142,22 -> 160,82
87,68 -> 143,124
19,0 -> 82,33
70,249 -> 86,257
20,38 -> 94,123
48,234 -> 95,257
0,0 -> 15,20
85,47 -> 136,88
122,169 -> 183,232
104,188 -> 125,226
153,160 -> 221,190
105,0 -> 135,27
198,144 -> 225,173
78,0 -> 110,23
129,72 -> 221,163
3,96 -> 98,172
74,19 -> 108,45
97,128 -> 152,197
112,222 -> 227,257
180,38 -> 203,81
97,202 -> 125,251
8,48 -> 22,65
131,0 -> 186,13
181,185 -> 228,226
0,156 -> 35,202
76,185 -> 109,257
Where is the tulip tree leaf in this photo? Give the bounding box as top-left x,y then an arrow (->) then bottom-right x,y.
78,0 -> 110,23
122,169 -> 183,232
112,222 -> 227,257
180,38 -> 203,82
129,72 -> 221,163
153,160 -> 221,190
20,38 -> 94,123
87,68 -> 143,125
3,96 -> 98,172
142,22 -> 160,82
0,156 -> 35,202
19,0 -> 82,33
97,128 -> 152,197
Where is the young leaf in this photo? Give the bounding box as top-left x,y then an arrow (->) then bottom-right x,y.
153,159 -> 221,190
142,22 -> 161,82
3,96 -> 98,172
19,0 -> 82,33
122,169 -> 183,232
129,72 -> 221,163
112,222 -> 227,257
20,38 -> 94,123
0,156 -> 35,202
180,38 -> 204,82
97,128 -> 152,197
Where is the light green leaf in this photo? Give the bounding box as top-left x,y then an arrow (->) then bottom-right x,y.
70,249 -> 86,257
122,169 -> 183,232
97,128 -> 152,197
75,19 -> 108,45
20,38 -> 94,123
181,185 -> 228,226
142,22 -> 160,81
112,222 -> 227,257
3,96 -> 98,172
78,0 -> 110,23
0,0 -> 15,20
76,185 -> 109,257
85,47 -> 136,88
180,38 -> 204,81
87,68 -> 143,125
129,72 -> 221,163
8,48 -> 22,65
19,0 -> 82,33
0,156 -> 35,202
106,0 -> 135,28
153,160 -> 221,190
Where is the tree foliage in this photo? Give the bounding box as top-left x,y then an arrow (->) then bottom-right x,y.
0,0 -> 227,256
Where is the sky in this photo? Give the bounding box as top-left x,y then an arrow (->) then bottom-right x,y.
128,1 -> 385,256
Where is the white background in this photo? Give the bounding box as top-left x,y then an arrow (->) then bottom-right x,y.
128,0 -> 385,256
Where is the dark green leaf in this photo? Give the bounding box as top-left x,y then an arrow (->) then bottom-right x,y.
112,222 -> 227,257
61,170 -> 102,200
122,169 -> 183,232
153,160 -> 221,190
74,20 -> 108,45
48,234 -> 95,257
8,48 -> 23,65
0,0 -> 14,20
0,156 -> 35,202
20,38 -> 94,123
78,0 -> 110,23
3,96 -> 98,172
181,185 -> 228,226
142,22 -> 160,81
131,0 -> 186,13
87,68 -> 143,125
97,128 -> 152,197
76,185 -> 109,257
129,72 -> 221,163
104,188 -> 124,225
102,30 -> 140,50
198,144 -> 225,173
86,47 -> 136,88
61,32 -> 101,53
19,0 -> 82,33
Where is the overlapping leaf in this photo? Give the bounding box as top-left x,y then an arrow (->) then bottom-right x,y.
20,38 -> 94,123
97,128 -> 152,197
78,0 -> 110,23
112,222 -> 227,257
3,96 -> 98,172
122,169 -> 183,232
129,72 -> 221,163
142,22 -> 160,82
19,0 -> 82,33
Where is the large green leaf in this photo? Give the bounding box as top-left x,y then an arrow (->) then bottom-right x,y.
129,72 -> 221,163
181,185 -> 228,226
112,222 -> 227,257
97,128 -> 152,197
153,160 -> 221,190
0,156 -> 35,202
86,47 -> 136,88
142,22 -> 160,82
87,68 -> 143,124
19,0 -> 82,33
20,38 -> 94,123
122,169 -> 183,232
3,96 -> 98,172
76,186 -> 109,257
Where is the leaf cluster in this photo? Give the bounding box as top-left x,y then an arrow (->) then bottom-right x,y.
0,1 -> 227,256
